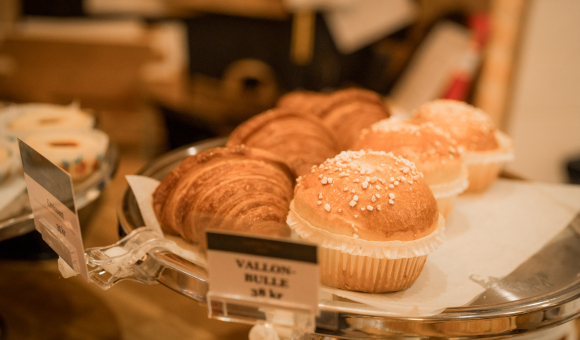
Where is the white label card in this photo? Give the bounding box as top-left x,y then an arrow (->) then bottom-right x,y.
18,139 -> 88,280
206,231 -> 319,312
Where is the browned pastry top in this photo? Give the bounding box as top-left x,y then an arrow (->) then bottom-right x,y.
226,108 -> 340,176
153,145 -> 295,246
353,120 -> 463,185
293,150 -> 438,242
323,100 -> 389,151
276,90 -> 330,116
316,87 -> 386,118
411,100 -> 499,152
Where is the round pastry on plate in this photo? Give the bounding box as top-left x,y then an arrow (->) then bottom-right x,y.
0,103 -> 95,140
23,129 -> 109,182
287,150 -> 445,293
352,119 -> 468,218
411,100 -> 514,192
227,108 -> 340,177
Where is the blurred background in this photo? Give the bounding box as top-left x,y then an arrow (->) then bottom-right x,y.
0,0 -> 580,339
0,0 -> 578,184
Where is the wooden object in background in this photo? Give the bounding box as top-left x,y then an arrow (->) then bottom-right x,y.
473,0 -> 527,129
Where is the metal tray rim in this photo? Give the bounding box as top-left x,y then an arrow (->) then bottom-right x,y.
117,138 -> 580,338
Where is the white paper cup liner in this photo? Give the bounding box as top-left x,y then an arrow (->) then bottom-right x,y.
288,202 -> 444,293
287,202 -> 446,260
319,247 -> 428,293
462,131 -> 514,192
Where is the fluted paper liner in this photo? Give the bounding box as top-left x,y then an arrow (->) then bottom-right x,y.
287,202 -> 445,259
288,204 -> 445,293
462,131 -> 514,192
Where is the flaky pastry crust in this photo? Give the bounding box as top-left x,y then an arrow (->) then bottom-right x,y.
153,145 -> 295,247
226,108 -> 340,176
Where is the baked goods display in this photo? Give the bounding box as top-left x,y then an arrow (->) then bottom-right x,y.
22,129 -> 109,182
226,108 -> 340,176
287,150 -> 445,293
352,120 -> 468,218
148,90 -> 515,295
411,100 -> 514,192
152,145 -> 295,249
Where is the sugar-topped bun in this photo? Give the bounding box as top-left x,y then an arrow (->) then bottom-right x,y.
353,120 -> 468,217
355,120 -> 463,185
411,100 -> 514,192
411,99 -> 498,152
293,150 -> 438,242
288,150 -> 444,293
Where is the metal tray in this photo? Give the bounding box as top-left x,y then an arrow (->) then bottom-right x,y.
117,138 -> 580,339
0,143 -> 119,242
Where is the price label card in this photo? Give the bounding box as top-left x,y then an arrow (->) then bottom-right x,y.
206,231 -> 319,313
18,139 -> 88,280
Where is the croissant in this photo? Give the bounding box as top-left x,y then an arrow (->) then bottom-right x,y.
152,145 -> 295,248
276,90 -> 330,116
315,87 -> 386,117
320,90 -> 390,150
226,108 -> 340,177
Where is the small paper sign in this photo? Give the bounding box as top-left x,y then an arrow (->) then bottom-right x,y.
206,231 -> 319,313
18,139 -> 88,280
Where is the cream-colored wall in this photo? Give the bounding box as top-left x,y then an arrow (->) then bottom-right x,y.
505,0 -> 580,183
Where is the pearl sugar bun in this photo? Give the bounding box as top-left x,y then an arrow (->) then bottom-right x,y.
288,150 -> 445,293
411,100 -> 514,192
353,119 -> 468,218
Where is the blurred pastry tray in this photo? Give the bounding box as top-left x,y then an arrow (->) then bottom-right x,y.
0,142 -> 119,242
117,138 -> 580,339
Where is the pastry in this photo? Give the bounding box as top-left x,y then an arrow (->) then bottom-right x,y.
316,87 -> 386,118
226,108 -> 340,177
153,145 -> 295,248
23,129 -> 109,182
321,99 -> 390,150
411,100 -> 514,192
352,120 -> 468,218
0,103 -> 95,139
276,90 -> 330,116
287,150 -> 445,293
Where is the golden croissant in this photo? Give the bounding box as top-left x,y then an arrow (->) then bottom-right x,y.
153,145 -> 295,248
